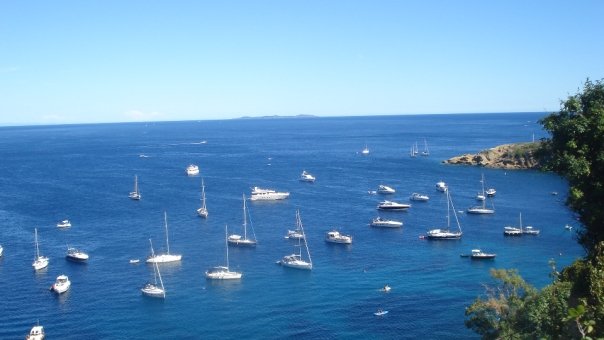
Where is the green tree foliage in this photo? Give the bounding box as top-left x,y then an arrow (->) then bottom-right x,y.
539,79 -> 604,252
466,80 -> 604,339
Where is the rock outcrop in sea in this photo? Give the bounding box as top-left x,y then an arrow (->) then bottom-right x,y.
443,142 -> 542,170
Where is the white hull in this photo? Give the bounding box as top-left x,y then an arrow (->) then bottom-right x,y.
26,325 -> 45,340
325,231 -> 352,244
197,208 -> 208,218
32,257 -> 49,271
467,207 -> 495,214
250,193 -> 290,201
371,220 -> 403,228
410,193 -> 429,201
146,253 -> 182,263
426,229 -> 462,240
377,200 -> 411,210
279,256 -> 312,270
52,275 -> 71,294
129,192 -> 141,200
205,267 -> 242,280
186,165 -> 200,176
227,238 -> 257,246
141,284 -> 165,298
57,220 -> 71,228
285,230 -> 305,240
377,185 -> 396,194
435,181 -> 447,192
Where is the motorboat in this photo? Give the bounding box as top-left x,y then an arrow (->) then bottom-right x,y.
374,309 -> 389,316
51,275 -> 71,294
250,187 -> 290,201
56,220 -> 71,228
370,217 -> 403,228
146,212 -> 182,263
228,195 -> 257,246
278,210 -> 312,270
435,181 -> 447,192
565,224 -> 573,230
486,188 -> 496,197
425,189 -> 463,240
197,178 -> 208,218
32,228 -> 49,271
129,175 -> 141,200
410,193 -> 429,201
142,239 -> 166,298
206,225 -> 243,280
325,230 -> 352,244
186,164 -> 200,176
523,226 -> 540,235
461,249 -> 496,259
300,170 -> 316,182
26,324 -> 45,340
285,229 -> 305,240
377,185 -> 396,194
129,259 -> 140,264
377,200 -> 410,211
66,247 -> 89,262
0,244 -> 3,257
381,285 -> 391,292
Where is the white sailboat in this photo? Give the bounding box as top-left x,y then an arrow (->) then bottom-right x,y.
129,175 -> 141,200
206,225 -> 242,280
146,212 -> 182,263
278,210 -> 312,270
425,189 -> 463,240
228,194 -> 257,246
197,178 -> 208,218
421,138 -> 430,156
32,228 -> 49,271
504,212 -> 524,236
142,239 -> 166,298
468,174 -> 495,214
361,144 -> 370,155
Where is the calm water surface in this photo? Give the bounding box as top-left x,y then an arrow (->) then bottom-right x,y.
0,113 -> 583,339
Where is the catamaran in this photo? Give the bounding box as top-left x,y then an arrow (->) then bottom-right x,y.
197,178 -> 208,218
206,225 -> 242,280
278,210 -> 312,270
228,194 -> 257,246
129,175 -> 141,200
146,212 -> 182,263
32,228 -> 49,271
425,189 -> 463,240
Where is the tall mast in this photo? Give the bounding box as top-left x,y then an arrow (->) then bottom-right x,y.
298,210 -> 312,265
134,175 -> 138,194
242,194 -> 247,239
201,178 -> 206,210
446,190 -> 451,230
164,211 -> 170,255
34,228 -> 40,259
224,224 -> 229,269
149,239 -> 157,284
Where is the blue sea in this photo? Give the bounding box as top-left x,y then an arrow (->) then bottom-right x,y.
0,113 -> 583,339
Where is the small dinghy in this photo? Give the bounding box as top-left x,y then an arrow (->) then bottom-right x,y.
374,309 -> 389,316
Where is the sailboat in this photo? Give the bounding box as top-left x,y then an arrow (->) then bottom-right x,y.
205,225 -> 242,280
197,178 -> 208,218
425,189 -> 463,240
141,239 -> 166,298
32,228 -> 49,271
361,144 -> 369,155
467,174 -> 495,214
278,210 -> 312,270
129,175 -> 141,200
146,212 -> 182,263
409,144 -> 416,157
504,212 -> 524,236
228,194 -> 257,246
421,138 -> 430,156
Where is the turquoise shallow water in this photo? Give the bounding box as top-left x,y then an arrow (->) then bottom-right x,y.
0,113 -> 583,339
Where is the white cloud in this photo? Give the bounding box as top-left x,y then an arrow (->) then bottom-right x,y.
124,110 -> 163,121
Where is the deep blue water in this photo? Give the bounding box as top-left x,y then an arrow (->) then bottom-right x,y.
0,113 -> 583,339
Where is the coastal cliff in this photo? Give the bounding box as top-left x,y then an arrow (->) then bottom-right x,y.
443,142 -> 542,169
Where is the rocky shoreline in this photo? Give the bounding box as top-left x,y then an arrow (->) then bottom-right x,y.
443,142 -> 542,170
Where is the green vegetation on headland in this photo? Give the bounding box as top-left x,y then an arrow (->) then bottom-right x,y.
465,79 -> 604,339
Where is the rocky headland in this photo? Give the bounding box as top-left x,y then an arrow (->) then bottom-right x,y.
443,142 -> 542,170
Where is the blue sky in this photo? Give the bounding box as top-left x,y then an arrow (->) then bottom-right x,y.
1,1 -> 602,125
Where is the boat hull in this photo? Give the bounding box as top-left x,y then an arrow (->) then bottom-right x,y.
146,254 -> 182,263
